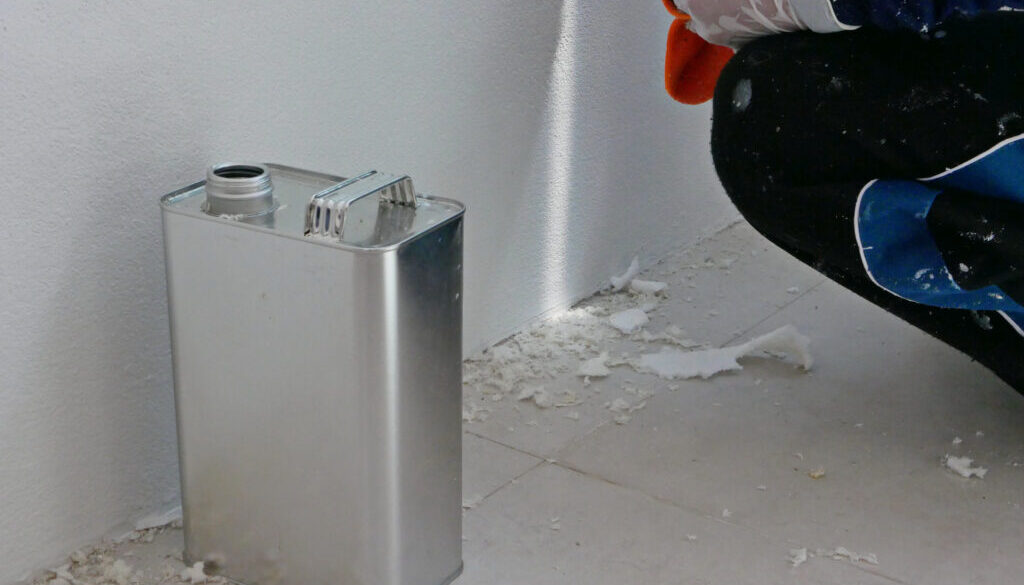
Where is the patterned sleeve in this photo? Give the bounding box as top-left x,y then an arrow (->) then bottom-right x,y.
791,0 -> 1024,32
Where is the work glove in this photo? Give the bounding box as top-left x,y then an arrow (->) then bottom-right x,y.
662,0 -> 811,104
662,0 -> 735,105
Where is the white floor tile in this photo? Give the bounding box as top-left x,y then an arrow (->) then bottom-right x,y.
557,379 -> 844,522
460,463 -> 893,585
737,279 -> 1024,442
647,221 -> 826,346
730,280 -> 1024,585
560,276 -> 1024,585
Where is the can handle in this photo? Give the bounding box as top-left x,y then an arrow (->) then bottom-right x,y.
305,170 -> 418,238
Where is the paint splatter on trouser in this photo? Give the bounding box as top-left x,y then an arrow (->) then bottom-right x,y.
711,13 -> 1024,393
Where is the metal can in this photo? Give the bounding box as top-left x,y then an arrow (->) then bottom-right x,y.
160,163 -> 464,585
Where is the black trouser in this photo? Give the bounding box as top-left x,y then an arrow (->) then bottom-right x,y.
711,13 -> 1024,392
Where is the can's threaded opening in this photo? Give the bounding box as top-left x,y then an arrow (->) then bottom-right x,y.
213,165 -> 266,179
204,163 -> 275,217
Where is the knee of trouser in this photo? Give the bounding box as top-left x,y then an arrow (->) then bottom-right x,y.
709,44 -> 786,233
708,33 -> 839,243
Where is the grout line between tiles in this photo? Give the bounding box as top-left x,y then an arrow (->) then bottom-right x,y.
465,429 -> 547,461
462,430 -> 550,510
464,428 -> 911,584
547,461 -> 910,585
460,225 -> 954,585
722,277 -> 828,346
477,459 -> 546,506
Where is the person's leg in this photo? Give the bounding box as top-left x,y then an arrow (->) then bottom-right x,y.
710,13 -> 1024,391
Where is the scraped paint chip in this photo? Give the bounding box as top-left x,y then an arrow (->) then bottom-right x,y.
609,308 -> 649,334
577,352 -> 611,377
630,279 -> 668,295
944,455 -> 988,478
517,386 -> 554,409
104,559 -> 134,585
610,256 -> 640,291
821,547 -> 879,565
180,562 -> 208,584
788,548 -> 808,568
608,398 -> 631,413
636,325 -> 812,380
791,546 -> 880,569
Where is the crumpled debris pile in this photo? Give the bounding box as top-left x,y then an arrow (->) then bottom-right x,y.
463,304 -> 619,422
462,253 -> 813,426
30,518 -> 225,585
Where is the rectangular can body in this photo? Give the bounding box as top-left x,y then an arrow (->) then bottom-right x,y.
161,165 -> 463,585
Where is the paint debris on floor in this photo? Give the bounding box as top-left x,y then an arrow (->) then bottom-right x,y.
462,250 -> 814,427
789,546 -> 880,569
636,324 -> 812,380
29,521 -> 221,585
944,454 -> 989,479
25,223 -> 1024,585
453,225 -> 1024,585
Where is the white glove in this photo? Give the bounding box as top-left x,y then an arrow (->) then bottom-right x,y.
673,0 -> 809,48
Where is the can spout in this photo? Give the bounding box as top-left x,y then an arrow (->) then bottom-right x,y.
204,163 -> 275,217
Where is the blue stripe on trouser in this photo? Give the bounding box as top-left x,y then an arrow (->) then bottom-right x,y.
829,0 -> 1024,31
855,134 -> 1024,333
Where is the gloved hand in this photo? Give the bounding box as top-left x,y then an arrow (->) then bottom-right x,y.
673,0 -> 809,48
662,0 -> 735,105
662,0 -> 813,104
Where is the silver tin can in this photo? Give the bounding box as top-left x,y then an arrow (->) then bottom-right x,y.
160,164 -> 464,585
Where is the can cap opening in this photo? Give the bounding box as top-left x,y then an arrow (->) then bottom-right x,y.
204,163 -> 275,217
213,165 -> 266,180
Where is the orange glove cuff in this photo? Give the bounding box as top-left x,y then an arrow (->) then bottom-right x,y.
661,0 -> 690,20
662,3 -> 735,105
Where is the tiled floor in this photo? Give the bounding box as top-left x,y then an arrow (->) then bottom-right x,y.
33,222 -> 1024,585
460,222 -> 1024,585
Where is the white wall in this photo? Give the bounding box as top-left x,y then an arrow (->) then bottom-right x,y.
0,1 -> 733,582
